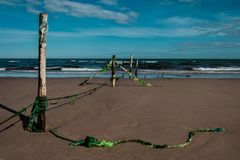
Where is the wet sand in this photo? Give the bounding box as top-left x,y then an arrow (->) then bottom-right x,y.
0,78 -> 240,160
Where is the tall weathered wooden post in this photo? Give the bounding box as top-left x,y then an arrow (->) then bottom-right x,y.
129,54 -> 133,78
111,55 -> 116,87
37,13 -> 48,131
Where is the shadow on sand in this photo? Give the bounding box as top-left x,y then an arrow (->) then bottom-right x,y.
0,103 -> 30,133
0,80 -> 113,133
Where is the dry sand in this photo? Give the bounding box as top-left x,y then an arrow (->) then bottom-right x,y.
0,78 -> 240,160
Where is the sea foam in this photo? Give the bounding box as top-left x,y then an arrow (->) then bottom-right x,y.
61,68 -> 100,72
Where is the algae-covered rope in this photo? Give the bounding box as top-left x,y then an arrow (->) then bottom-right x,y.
27,96 -> 48,132
120,66 -> 153,87
48,79 -> 109,101
47,79 -> 111,111
47,89 -> 97,101
79,61 -> 112,86
49,128 -> 225,149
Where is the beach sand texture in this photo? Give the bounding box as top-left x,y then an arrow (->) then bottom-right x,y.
0,78 -> 240,160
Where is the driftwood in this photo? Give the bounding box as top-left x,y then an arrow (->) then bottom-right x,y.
37,13 -> 48,131
129,54 -> 133,78
135,59 -> 139,77
111,55 -> 116,87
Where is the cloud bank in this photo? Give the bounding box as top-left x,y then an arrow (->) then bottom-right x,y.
99,0 -> 118,6
160,0 -> 201,5
44,0 -> 137,24
0,0 -> 138,24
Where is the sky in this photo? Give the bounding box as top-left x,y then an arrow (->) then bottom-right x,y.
0,0 -> 240,59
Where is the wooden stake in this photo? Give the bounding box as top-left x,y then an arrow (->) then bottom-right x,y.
129,54 -> 133,78
135,59 -> 139,77
111,55 -> 116,87
37,13 -> 48,132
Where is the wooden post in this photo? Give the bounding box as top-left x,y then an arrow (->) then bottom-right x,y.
111,55 -> 116,87
129,54 -> 133,78
135,59 -> 138,77
37,13 -> 48,132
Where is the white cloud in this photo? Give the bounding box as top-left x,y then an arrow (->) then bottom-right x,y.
44,0 -> 138,24
178,0 -> 199,3
0,29 -> 36,43
160,0 -> 200,5
216,15 -> 240,36
25,0 -> 42,14
0,0 -> 20,6
0,25 -> 239,45
26,7 -> 41,14
0,0 -> 138,24
48,27 -> 215,38
177,41 -> 240,52
0,0 -> 42,14
157,15 -> 240,37
1,14 -> 240,43
99,0 -> 118,6
0,29 -> 36,36
158,16 -> 206,26
0,26 -> 215,43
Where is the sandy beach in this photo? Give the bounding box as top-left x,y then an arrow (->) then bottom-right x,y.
0,78 -> 240,160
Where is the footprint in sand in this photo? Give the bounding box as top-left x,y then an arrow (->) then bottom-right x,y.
104,103 -> 114,111
121,121 -> 141,128
107,120 -> 141,134
102,98 -> 114,110
94,99 -> 115,116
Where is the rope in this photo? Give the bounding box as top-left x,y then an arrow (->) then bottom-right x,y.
2,57 -> 223,151
0,58 -> 152,129
78,59 -> 154,88
27,96 -> 48,132
0,75 -> 225,150
49,128 -> 225,148
120,66 -> 153,87
0,79 -> 110,129
47,79 -> 110,111
78,61 -> 112,86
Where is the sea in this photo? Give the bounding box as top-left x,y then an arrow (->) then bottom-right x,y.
0,59 -> 240,78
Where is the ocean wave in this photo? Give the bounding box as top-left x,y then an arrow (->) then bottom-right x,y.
61,68 -> 100,72
8,60 -> 19,63
0,68 -> 6,71
141,60 -> 158,63
116,61 -> 123,65
138,69 -> 240,74
75,60 -> 108,64
138,69 -> 160,73
78,60 -> 89,63
193,67 -> 240,71
90,61 -> 107,64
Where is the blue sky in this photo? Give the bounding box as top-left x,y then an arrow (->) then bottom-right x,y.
0,0 -> 240,59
